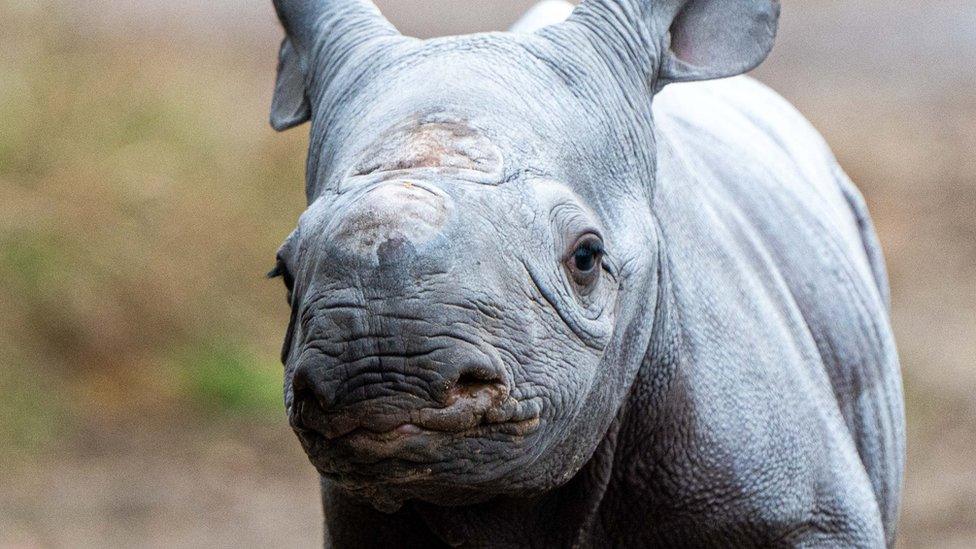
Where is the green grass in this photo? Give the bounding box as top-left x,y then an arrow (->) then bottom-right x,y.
176,342 -> 284,415
1,233 -> 66,292
0,350 -> 69,458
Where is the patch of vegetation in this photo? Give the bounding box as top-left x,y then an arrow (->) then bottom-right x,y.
0,350 -> 70,460
175,342 -> 283,415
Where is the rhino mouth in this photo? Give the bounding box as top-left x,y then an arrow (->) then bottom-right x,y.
291,388 -> 542,481
292,393 -> 543,466
293,378 -> 538,436
330,416 -> 541,463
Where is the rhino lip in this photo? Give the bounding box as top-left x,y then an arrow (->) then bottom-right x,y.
340,415 -> 542,446
292,392 -> 543,444
324,392 -> 539,440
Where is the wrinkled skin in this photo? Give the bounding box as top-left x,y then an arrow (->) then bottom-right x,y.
264,0 -> 905,547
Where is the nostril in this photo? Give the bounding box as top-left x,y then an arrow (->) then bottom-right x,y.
449,367 -> 506,401
290,368 -> 329,426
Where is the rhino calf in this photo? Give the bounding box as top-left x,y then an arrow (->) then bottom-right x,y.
266,0 -> 905,546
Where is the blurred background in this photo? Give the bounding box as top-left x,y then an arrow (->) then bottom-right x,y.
0,0 -> 972,547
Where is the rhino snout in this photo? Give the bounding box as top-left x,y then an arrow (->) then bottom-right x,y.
288,344 -> 516,443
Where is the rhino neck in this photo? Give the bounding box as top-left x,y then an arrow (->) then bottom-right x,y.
409,415 -> 625,547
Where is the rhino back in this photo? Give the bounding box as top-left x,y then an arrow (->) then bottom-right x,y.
645,76 -> 904,543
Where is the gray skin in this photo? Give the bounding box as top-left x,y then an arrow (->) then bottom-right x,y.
265,0 -> 905,547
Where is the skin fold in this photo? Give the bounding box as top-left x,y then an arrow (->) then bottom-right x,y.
264,0 -> 905,546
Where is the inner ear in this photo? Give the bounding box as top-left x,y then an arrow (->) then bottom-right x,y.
658,0 -> 780,88
270,38 -> 311,132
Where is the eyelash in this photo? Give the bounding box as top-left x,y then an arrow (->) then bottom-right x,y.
268,259 -> 295,302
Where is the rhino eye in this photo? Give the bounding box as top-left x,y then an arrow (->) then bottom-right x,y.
567,234 -> 604,287
574,245 -> 597,272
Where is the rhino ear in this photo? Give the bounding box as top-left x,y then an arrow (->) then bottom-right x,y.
657,0 -> 781,88
271,38 -> 311,132
556,0 -> 779,91
269,0 -> 402,132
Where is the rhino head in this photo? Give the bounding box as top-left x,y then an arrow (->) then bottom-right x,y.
268,0 -> 779,511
